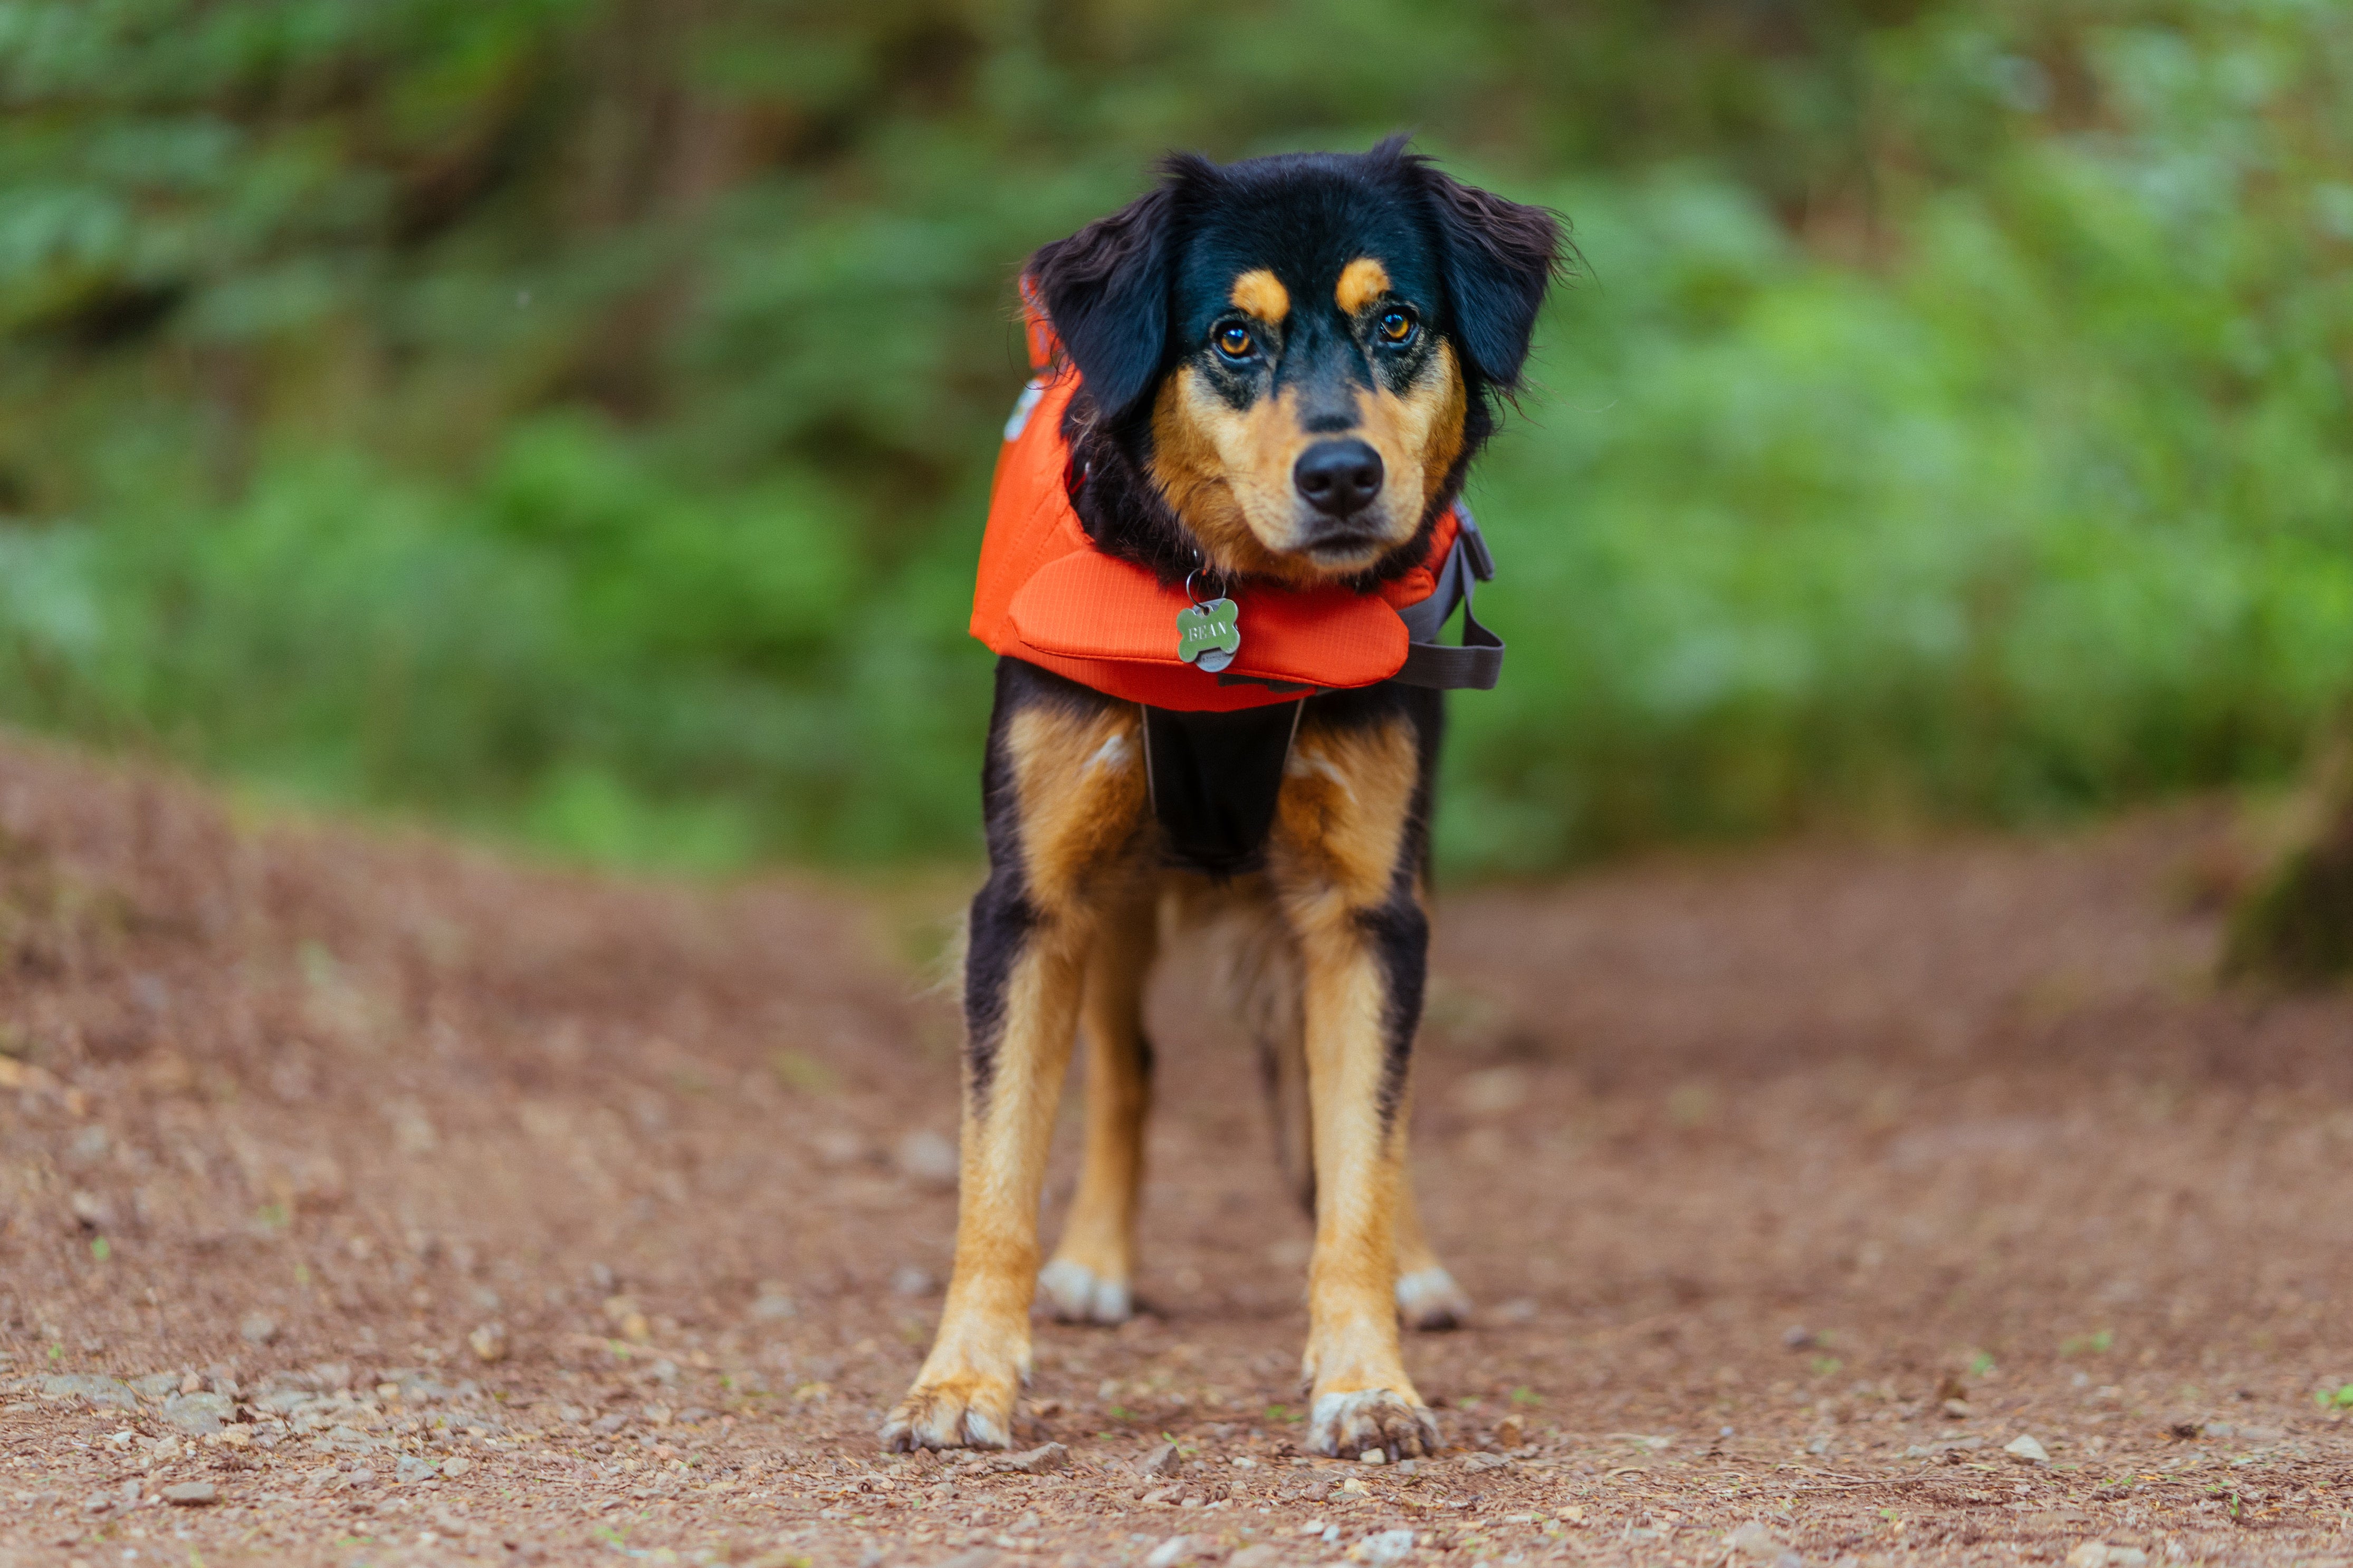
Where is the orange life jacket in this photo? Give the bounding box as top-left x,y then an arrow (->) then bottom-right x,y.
970,307 -> 1499,714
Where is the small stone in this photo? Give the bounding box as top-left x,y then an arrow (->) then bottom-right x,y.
812,1130 -> 867,1167
1726,1522 -> 1791,1560
238,1312 -> 279,1345
1348,1530 -> 1418,1567
1144,1535 -> 1218,1568
1136,1441 -> 1181,1477
161,1392 -> 234,1435
346,1467 -> 377,1488
2067,1544 -> 2146,1568
994,1442 -> 1067,1475
40,1374 -> 140,1409
313,1422 -> 381,1453
931,1552 -> 1000,1568
1461,1451 -> 1510,1472
161,1482 -> 218,1507
2004,1434 -> 2051,1464
1943,1398 -> 1974,1418
1358,1447 -> 1386,1464
1782,1326 -> 1815,1350
895,1130 -> 959,1188
750,1291 -> 797,1321
467,1322 -> 509,1364
441,1457 -> 471,1478
128,1372 -> 180,1398
1493,1413 -> 1525,1447
396,1456 -> 437,1485
69,1189 -> 114,1229
891,1264 -> 936,1297
81,1491 -> 116,1514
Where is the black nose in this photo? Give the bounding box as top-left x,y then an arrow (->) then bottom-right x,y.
1293,439 -> 1384,517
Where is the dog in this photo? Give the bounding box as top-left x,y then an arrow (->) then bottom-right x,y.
883,137 -> 1563,1461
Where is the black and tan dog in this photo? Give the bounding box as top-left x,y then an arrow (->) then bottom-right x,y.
884,139 -> 1562,1460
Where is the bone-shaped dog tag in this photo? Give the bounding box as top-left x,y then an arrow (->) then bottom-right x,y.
1176,597 -> 1241,674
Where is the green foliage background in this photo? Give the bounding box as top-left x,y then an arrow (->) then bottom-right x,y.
1,0 -> 2349,873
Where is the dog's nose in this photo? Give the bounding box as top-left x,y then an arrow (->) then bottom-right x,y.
1293,439 -> 1384,517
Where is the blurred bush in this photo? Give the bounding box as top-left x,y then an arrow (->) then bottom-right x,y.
0,1 -> 2347,873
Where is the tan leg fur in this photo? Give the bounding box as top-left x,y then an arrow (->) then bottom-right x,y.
1037,887 -> 1157,1325
882,702 -> 1147,1450
1267,715 -> 1441,1459
1392,1128 -> 1474,1331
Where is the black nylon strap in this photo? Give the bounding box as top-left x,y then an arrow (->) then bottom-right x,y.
1140,700 -> 1305,878
1391,508 -> 1505,690
1394,586 -> 1504,689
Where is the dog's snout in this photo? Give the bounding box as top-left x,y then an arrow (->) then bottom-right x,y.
1293,439 -> 1384,517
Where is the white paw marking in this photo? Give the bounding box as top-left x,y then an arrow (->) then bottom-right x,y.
1037,1258 -> 1132,1324
1395,1266 -> 1472,1331
881,1392 -> 1012,1452
958,1407 -> 1010,1449
1307,1388 -> 1438,1460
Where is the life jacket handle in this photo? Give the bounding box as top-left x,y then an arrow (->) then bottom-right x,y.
1392,507 -> 1505,691
1019,275 -> 1061,372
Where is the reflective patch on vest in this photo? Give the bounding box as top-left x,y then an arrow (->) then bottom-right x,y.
1003,378 -> 1047,442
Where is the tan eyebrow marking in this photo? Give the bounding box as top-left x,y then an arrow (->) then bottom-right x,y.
1336,257 -> 1391,315
1229,268 -> 1289,324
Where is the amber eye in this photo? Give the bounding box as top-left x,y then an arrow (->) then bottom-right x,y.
1377,307 -> 1417,344
1215,324 -> 1255,360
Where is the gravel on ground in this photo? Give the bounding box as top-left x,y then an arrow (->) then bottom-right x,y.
2,737 -> 2349,1567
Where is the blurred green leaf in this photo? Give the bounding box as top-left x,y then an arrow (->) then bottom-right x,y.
0,0 -> 2345,873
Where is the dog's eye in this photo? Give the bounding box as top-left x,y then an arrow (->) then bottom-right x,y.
1215,324 -> 1255,361
1377,308 -> 1417,344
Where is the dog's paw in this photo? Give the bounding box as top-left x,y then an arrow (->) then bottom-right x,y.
1307,1388 -> 1439,1461
880,1374 -> 1017,1452
1395,1265 -> 1472,1332
1037,1258 -> 1132,1325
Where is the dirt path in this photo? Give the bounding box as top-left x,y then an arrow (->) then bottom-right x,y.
2,738 -> 2349,1568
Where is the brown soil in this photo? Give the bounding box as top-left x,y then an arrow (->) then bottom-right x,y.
3,735 -> 2350,1568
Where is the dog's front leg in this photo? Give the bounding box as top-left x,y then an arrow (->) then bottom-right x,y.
1270,705 -> 1441,1461
883,670 -> 1145,1450
1038,885 -> 1156,1325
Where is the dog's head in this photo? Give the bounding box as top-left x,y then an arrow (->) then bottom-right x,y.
1028,138 -> 1563,583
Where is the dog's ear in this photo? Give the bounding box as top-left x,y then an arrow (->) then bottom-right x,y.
1413,163 -> 1564,391
1025,179 -> 1182,424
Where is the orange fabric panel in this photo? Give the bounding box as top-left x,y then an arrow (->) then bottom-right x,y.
970,326 -> 1453,714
